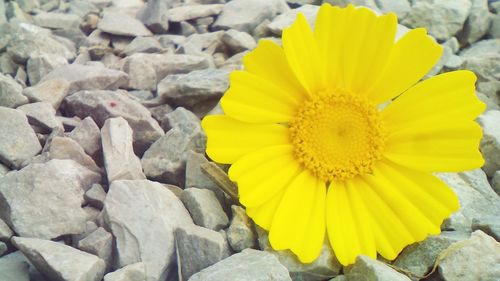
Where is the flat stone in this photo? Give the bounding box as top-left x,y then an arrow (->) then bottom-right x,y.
402,0 -> 471,41
68,117 -> 101,158
0,218 -> 13,241
222,29 -> 257,54
168,4 -> 223,22
47,137 -> 100,173
17,102 -> 63,134
77,227 -> 113,270
40,64 -> 128,94
101,180 -> 193,281
213,0 -> 289,33
438,230 -> 500,281
157,69 -> 230,108
188,249 -> 291,281
477,110 -> 500,177
345,255 -> 411,281
227,205 -> 257,252
12,236 -> 106,281
122,37 -> 163,56
181,188 -> 229,231
0,159 -> 100,239
175,224 -> 230,280
22,79 -> 70,110
0,73 -> 27,108
26,54 -> 67,86
0,107 -> 41,169
137,0 -> 169,34
85,184 -> 107,209
101,117 -> 146,183
33,12 -> 80,30
104,262 -> 146,281
64,90 -> 164,155
459,0 -> 492,44
267,4 -> 319,36
99,11 -> 152,37
0,260 -> 30,281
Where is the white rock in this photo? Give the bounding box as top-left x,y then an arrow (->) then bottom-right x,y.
168,4 -> 223,22
477,110 -> 500,177
84,184 -> 107,209
77,227 -> 113,271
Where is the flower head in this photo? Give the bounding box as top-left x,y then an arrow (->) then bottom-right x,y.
202,4 -> 485,265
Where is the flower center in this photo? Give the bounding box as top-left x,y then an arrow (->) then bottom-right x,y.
289,92 -> 385,182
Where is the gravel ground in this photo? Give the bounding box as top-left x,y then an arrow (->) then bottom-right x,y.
0,0 -> 499,280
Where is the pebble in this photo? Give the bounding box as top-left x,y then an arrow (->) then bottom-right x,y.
180,188 -> 229,231
472,215 -> 500,241
227,205 -> 257,252
98,11 -> 153,37
493,170 -> 500,195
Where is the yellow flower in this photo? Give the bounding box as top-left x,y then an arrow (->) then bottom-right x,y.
202,4 -> 486,265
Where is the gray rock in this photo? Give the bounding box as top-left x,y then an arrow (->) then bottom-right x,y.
17,102 -> 63,133
104,262 -> 146,281
121,56 -> 157,91
77,227 -> 113,271
0,260 -> 30,281
64,90 -> 163,155
101,117 -> 146,183
181,188 -> 229,231
267,4 -> 319,36
188,249 -> 291,281
0,241 -> 7,256
0,53 -> 18,76
5,1 -> 30,21
22,79 -> 70,110
345,255 -> 411,281
438,230 -> 500,281
0,0 -> 6,25
137,0 -> 169,34
493,171 -> 500,195
101,180 -> 193,281
168,4 -> 224,22
40,64 -> 128,94
393,231 -> 468,277
0,218 -> 13,241
185,151 -> 226,203
175,224 -> 231,280
375,0 -> 411,19
0,159 -> 100,239
222,29 -> 257,54
16,0 -> 39,13
489,14 -> 500,39
33,12 -> 80,30
98,12 -> 152,37
47,137 -> 101,173
85,184 -> 107,209
0,163 -> 9,177
477,110 -> 500,177
141,127 -> 204,185
161,107 -> 204,135
0,73 -> 28,108
26,54 -> 67,86
0,107 -> 41,169
68,117 -> 101,158
459,0 -> 492,44
12,236 -> 105,281
157,69 -> 229,108
122,37 -> 163,56
0,250 -> 46,281
472,215 -> 500,241
402,0 -> 471,41
227,205 -> 257,252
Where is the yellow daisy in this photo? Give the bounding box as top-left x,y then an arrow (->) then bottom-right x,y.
202,4 -> 485,265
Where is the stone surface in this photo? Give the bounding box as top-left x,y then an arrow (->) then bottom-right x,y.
489,14 -> 500,39
188,249 -> 291,281
26,54 -> 67,86
227,205 -> 257,252
459,0 -> 492,44
267,4 -> 319,36
68,117 -> 101,158
101,180 -> 193,281
472,215 -> 500,241
122,37 -> 163,56
181,188 -> 229,231
0,241 -> 7,256
33,12 -> 80,30
477,110 -> 500,177
40,64 -> 128,94
0,218 -> 13,241
345,255 -> 411,281
0,159 -> 100,239
101,117 -> 146,183
104,262 -> 146,281
376,0 -> 411,19
175,224 -> 231,280
0,107 -> 42,169
438,230 -> 500,281
77,227 -> 113,270
222,29 -> 257,54
185,150 -> 226,203
493,170 -> 500,195
0,73 -> 27,108
17,102 -> 63,133
168,4 -> 224,22
12,236 -> 106,281
137,0 -> 169,34
0,260 -> 30,281
65,90 -> 164,155
98,12 -> 153,37
48,137 -> 100,173
22,79 -> 70,110
84,184 -> 107,209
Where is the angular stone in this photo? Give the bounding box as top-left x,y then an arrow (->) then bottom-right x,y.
48,137 -> 100,173
189,249 -> 291,281
493,171 -> 500,195
459,0 -> 492,44
22,79 -> 70,110
438,230 -> 500,281
41,64 -> 128,94
181,188 -> 229,231
185,151 -> 226,202
101,117 -> 146,183
68,117 -> 101,158
179,31 -> 224,55
0,159 -> 100,239
137,0 -> 169,34
376,0 -> 411,19
267,4 -> 319,36
168,4 -> 223,22
222,29 -> 257,54
26,54 -> 67,86
17,102 -> 63,133
0,260 -> 30,281
12,236 -> 105,281
213,0 -> 289,33
477,110 -> 500,177
345,255 -> 411,281
85,184 -> 107,209
64,90 -> 163,155
102,180 -> 193,281
122,37 -> 163,56
33,12 -> 80,30
0,218 -> 13,242
104,262 -> 146,281
0,107 -> 41,169
0,241 -> 5,255
175,224 -> 230,280
77,227 -> 113,270
99,12 -> 152,37
161,107 -> 204,135
0,73 -> 27,108
227,205 -> 257,252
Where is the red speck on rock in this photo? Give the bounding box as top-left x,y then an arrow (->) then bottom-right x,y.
110,101 -> 117,107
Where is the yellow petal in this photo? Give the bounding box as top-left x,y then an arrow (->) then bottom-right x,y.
366,28 -> 443,104
246,189 -> 286,231
201,115 -> 289,164
269,170 -> 326,263
315,4 -> 397,94
282,13 -> 325,95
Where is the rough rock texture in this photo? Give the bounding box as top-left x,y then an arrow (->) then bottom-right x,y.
68,117 -> 101,158
104,262 -> 146,281
345,255 -> 411,281
26,54 -> 68,85
48,137 -> 100,173
181,188 -> 229,231
138,0 -> 169,34
227,205 -> 257,252
22,79 -> 70,110
17,102 -> 63,133
77,227 -> 113,270
98,12 -> 152,37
